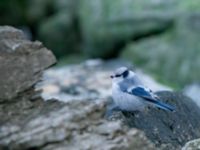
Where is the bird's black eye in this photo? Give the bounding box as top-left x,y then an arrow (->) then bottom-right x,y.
122,70 -> 129,78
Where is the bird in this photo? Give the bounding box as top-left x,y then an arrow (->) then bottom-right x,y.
110,67 -> 175,112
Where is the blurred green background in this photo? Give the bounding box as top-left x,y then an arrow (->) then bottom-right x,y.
1,0 -> 200,88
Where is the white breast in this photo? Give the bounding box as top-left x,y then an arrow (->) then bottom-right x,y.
112,83 -> 146,111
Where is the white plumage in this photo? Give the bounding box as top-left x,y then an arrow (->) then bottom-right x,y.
112,82 -> 146,111
110,67 -> 175,112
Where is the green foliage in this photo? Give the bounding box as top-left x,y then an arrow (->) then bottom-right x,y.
121,14 -> 200,87
0,0 -> 26,25
55,54 -> 87,67
38,11 -> 80,58
0,0 -> 79,58
79,0 -> 173,58
178,0 -> 200,11
0,0 -> 200,89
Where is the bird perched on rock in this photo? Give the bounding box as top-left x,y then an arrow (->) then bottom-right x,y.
110,67 -> 175,112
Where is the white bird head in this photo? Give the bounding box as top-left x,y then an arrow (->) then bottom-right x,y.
110,67 -> 135,84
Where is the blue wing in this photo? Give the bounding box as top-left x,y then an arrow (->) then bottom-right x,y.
127,87 -> 175,111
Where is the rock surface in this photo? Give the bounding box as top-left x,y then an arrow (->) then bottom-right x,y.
0,26 -> 156,150
1,26 -> 200,150
0,26 -> 56,101
36,59 -> 171,102
110,91 -> 200,150
0,100 -> 155,150
182,138 -> 200,150
0,26 -> 26,40
36,59 -> 200,150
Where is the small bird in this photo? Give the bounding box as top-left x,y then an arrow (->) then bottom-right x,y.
110,67 -> 175,112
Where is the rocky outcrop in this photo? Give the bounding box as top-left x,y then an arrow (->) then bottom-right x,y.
0,26 -> 56,101
182,138 -> 200,150
0,26 -> 155,150
36,59 -> 171,102
0,100 -> 155,150
0,25 -> 58,125
0,26 -> 26,40
37,59 -> 200,150
111,91 -> 200,150
1,26 -> 200,150
122,13 -> 200,87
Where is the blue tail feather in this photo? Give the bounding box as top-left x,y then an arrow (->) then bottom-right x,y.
155,101 -> 175,111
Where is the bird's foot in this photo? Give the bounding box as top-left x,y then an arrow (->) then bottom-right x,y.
105,105 -> 121,119
122,110 -> 140,118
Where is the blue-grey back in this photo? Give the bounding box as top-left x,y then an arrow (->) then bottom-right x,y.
119,76 -> 143,92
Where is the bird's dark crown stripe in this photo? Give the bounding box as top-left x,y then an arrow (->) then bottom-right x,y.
122,70 -> 129,78
115,74 -> 121,77
115,69 -> 129,78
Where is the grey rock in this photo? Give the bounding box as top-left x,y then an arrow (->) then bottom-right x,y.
0,26 -> 56,101
109,91 -> 200,150
1,26 -> 200,149
0,26 -> 155,150
182,138 -> 200,150
36,59 -> 200,149
0,26 -> 26,40
0,100 -> 155,150
37,59 -> 170,101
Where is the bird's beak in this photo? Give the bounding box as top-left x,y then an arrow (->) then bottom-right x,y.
110,75 -> 114,78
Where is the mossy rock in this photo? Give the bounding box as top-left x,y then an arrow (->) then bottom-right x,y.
38,11 -> 80,58
79,0 -> 176,58
121,13 -> 200,87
